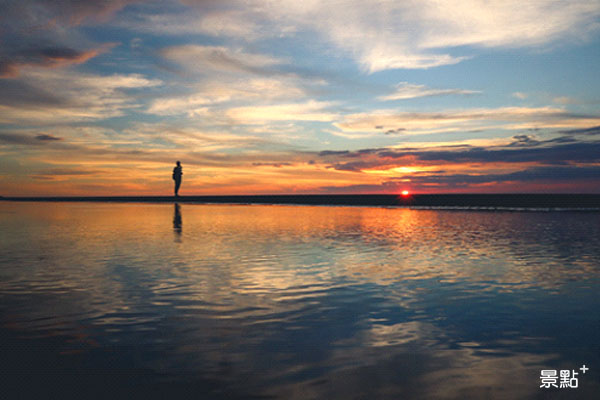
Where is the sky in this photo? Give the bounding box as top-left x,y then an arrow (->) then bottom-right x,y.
1,0 -> 600,196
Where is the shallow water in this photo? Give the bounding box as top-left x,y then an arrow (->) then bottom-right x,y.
1,202 -> 599,399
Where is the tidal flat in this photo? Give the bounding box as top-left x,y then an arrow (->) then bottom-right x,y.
1,202 -> 599,399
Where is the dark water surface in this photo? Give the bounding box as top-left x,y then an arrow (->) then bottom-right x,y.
1,202 -> 599,399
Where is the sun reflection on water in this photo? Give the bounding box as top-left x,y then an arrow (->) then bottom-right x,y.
1,202 -> 599,398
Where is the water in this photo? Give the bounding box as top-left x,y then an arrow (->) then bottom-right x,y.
1,202 -> 599,399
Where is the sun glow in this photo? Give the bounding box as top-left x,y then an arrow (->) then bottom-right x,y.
363,166 -> 424,175
401,190 -> 410,196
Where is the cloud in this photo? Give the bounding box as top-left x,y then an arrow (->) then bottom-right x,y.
0,44 -> 114,79
124,3 -> 465,71
363,50 -> 468,72
0,120 -> 303,182
35,134 -> 62,141
252,162 -> 293,168
317,182 -> 400,194
254,0 -> 600,72
395,165 -> 600,185
0,133 -> 50,146
226,101 -> 337,124
378,82 -> 481,101
560,126 -> 600,135
512,92 -> 528,100
384,128 -> 406,135
147,96 -> 215,117
320,139 -> 600,173
489,165 -> 600,182
120,123 -> 276,151
319,150 -> 352,157
5,0 -> 143,26
317,164 -> 600,194
0,79 -> 66,108
112,1 -> 600,72
0,134 -> 309,185
153,43 -> 328,122
0,1 -> 131,79
428,1 -> 600,48
0,132 -> 65,146
391,141 -> 600,164
161,45 -> 286,76
0,69 -> 162,124
33,168 -> 101,177
335,107 -> 600,135
553,96 -> 578,105
506,135 -> 539,147
6,0 -> 600,79
147,78 -> 306,116
117,8 -> 265,40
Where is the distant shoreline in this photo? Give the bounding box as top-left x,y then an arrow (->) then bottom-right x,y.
1,194 -> 599,210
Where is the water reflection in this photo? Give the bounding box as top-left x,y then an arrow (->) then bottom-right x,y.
173,203 -> 182,239
0,202 -> 599,398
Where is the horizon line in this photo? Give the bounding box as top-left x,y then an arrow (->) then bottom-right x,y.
2,193 -> 599,209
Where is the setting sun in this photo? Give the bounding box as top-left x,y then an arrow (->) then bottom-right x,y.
1,1 -> 600,398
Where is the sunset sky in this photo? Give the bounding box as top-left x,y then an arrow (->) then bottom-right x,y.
1,0 -> 600,196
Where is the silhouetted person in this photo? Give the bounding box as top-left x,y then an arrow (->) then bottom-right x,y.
173,203 -> 182,236
172,161 -> 182,197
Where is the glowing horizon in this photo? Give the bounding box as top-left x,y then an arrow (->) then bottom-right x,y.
1,1 -> 600,196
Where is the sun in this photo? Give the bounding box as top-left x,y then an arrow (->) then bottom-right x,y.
401,190 -> 410,196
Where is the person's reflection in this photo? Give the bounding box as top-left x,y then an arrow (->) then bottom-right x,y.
173,203 -> 182,240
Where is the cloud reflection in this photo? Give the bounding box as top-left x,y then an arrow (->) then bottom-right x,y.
1,203 -> 599,397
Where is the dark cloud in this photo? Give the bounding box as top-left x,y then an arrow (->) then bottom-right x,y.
35,134 -> 62,141
397,166 -> 600,185
501,166 -> 600,182
385,128 -> 406,135
318,148 -> 379,158
319,150 -> 351,157
544,136 -> 577,144
560,126 -> 600,135
0,133 -> 46,145
252,162 -> 292,167
23,47 -> 83,60
0,46 -> 110,78
507,135 -> 539,147
501,134 -> 576,148
330,160 -> 392,172
325,139 -> 600,172
357,148 -> 379,154
318,165 -> 600,194
0,133 -> 63,145
406,142 -> 600,164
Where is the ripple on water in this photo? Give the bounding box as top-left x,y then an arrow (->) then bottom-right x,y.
1,203 -> 599,398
